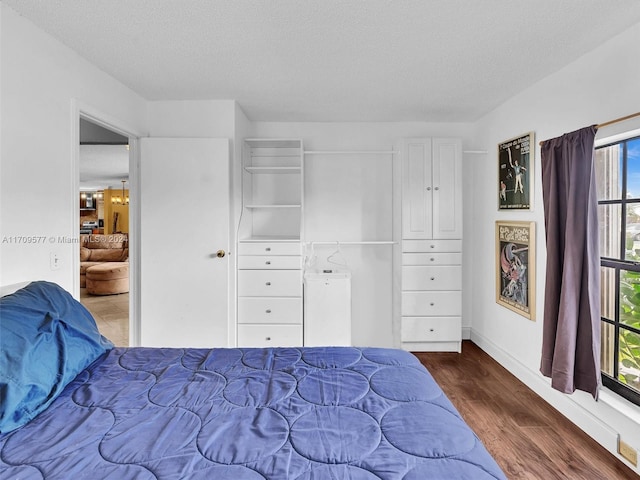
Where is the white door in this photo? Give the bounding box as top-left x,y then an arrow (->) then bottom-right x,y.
139,137 -> 229,347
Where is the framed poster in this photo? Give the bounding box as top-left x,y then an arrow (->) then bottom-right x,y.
498,132 -> 534,210
496,220 -> 535,320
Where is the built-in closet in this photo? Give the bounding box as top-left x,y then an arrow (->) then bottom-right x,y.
237,139 -> 304,347
397,138 -> 463,352
236,137 -> 462,350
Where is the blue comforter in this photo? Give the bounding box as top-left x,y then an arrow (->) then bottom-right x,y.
0,346 -> 506,479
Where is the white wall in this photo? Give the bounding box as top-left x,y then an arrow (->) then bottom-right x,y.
231,105 -> 252,346
0,4 -> 147,291
469,21 -> 640,472
146,100 -> 236,138
252,122 -> 474,347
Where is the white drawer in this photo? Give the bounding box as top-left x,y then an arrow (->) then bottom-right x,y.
238,242 -> 301,256
402,266 -> 461,290
238,255 -> 301,270
402,253 -> 462,266
402,239 -> 461,253
238,297 -> 302,324
237,324 -> 303,347
401,317 -> 462,342
401,291 -> 462,316
238,270 -> 302,297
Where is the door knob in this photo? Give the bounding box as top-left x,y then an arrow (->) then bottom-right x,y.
216,250 -> 226,258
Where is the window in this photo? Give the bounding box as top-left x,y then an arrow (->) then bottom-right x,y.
596,135 -> 640,406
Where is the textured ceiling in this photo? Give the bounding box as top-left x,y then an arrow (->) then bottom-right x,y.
5,0 -> 640,122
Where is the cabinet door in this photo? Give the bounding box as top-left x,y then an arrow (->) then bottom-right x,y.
402,139 -> 432,239
432,138 -> 462,239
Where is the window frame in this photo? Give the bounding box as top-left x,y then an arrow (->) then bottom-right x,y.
597,133 -> 640,407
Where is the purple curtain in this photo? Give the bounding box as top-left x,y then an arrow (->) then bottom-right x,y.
540,125 -> 601,399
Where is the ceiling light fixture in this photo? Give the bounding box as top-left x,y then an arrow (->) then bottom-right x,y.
111,180 -> 129,205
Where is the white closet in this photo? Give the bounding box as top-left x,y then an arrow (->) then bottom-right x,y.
398,138 -> 463,352
237,139 -> 304,347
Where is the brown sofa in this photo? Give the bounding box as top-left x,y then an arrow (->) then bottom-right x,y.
80,234 -> 129,294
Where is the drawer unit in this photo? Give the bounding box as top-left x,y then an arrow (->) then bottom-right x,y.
402,266 -> 462,291
401,316 -> 462,342
402,252 -> 461,266
237,238 -> 303,347
402,239 -> 462,253
238,255 -> 302,270
238,270 -> 302,297
238,242 -> 301,256
238,324 -> 303,348
238,297 -> 302,324
401,291 -> 462,316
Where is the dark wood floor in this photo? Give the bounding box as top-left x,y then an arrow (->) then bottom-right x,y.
415,341 -> 638,480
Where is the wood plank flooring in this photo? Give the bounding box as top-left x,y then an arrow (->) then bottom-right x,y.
415,341 -> 638,480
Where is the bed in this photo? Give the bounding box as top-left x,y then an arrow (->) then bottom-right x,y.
0,281 -> 506,479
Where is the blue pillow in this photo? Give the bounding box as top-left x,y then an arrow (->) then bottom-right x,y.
0,281 -> 113,433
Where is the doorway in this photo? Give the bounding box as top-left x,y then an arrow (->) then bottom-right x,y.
78,117 -> 132,346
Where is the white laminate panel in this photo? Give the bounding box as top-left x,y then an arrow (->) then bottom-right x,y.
238,297 -> 302,324
237,242 -> 301,256
238,270 -> 302,297
401,316 -> 461,342
402,266 -> 461,290
237,324 -> 303,347
401,291 -> 462,316
402,239 -> 461,253
402,252 -> 461,266
238,255 -> 302,270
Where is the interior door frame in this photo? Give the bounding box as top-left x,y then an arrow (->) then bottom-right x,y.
71,100 -> 143,346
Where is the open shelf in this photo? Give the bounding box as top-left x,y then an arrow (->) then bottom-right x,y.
245,204 -> 301,209
239,138 -> 304,243
238,235 -> 301,242
244,166 -> 301,174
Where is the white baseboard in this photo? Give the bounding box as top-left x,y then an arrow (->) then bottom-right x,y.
462,326 -> 471,339
469,329 -> 639,472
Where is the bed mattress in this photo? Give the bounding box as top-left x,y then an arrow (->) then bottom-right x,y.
0,346 -> 506,479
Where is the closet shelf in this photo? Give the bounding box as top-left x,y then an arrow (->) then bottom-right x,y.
244,166 -> 301,174
249,153 -> 301,158
239,235 -> 301,242
245,204 -> 301,209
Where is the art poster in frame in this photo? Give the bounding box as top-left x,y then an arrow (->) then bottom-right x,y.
496,220 -> 535,320
498,132 -> 534,210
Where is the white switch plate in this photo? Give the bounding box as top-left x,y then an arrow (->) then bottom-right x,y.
50,252 -> 60,270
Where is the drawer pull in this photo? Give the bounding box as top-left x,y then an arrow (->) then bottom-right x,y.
266,282 -> 271,286
430,245 -> 435,249
429,328 -> 435,332
265,336 -> 271,341
430,258 -> 435,261
265,247 -> 271,252
430,277 -> 435,281
265,261 -> 271,265
265,309 -> 272,314
430,302 -> 435,306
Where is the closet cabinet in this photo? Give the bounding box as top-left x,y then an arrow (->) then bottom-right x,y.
237,139 -> 304,347
399,138 -> 462,352
402,138 -> 462,239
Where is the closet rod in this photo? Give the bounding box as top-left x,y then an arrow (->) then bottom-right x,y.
539,111 -> 640,146
304,150 -> 397,155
